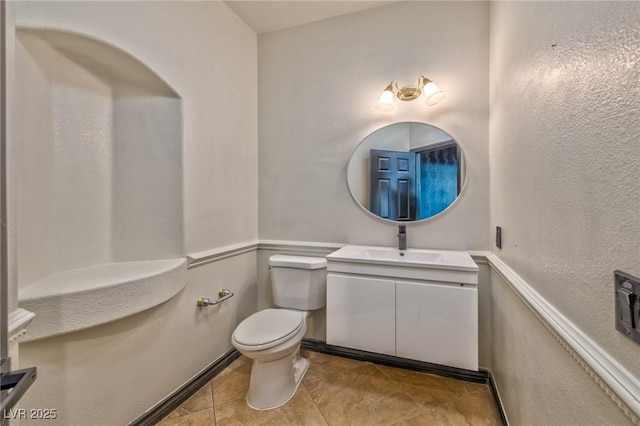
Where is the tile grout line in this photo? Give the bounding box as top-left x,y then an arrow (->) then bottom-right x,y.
300,381 -> 330,426
210,379 -> 217,426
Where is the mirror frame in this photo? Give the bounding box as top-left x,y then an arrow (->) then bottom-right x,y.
347,121 -> 468,224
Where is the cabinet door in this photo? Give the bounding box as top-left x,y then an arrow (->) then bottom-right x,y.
396,281 -> 478,371
326,273 -> 395,355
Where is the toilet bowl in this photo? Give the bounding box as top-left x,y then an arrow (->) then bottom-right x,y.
232,309 -> 309,410
231,255 -> 327,410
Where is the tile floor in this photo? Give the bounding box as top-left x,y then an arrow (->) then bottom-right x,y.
157,351 -> 503,425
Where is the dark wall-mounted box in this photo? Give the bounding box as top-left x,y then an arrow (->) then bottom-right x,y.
614,270 -> 640,346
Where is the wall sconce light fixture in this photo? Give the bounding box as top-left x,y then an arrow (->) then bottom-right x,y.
375,75 -> 445,111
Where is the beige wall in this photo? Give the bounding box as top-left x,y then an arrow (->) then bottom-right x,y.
14,29 -> 184,288
491,270 -> 632,425
19,254 -> 257,425
490,1 -> 640,423
256,0 -> 491,368
11,0 -> 259,253
10,1 -> 258,424
257,1 -> 490,251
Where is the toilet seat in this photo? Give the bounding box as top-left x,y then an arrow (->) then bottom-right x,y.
232,309 -> 304,351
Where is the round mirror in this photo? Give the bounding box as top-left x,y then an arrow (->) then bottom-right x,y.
347,122 -> 466,222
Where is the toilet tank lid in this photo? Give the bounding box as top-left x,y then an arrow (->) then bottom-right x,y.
269,255 -> 327,270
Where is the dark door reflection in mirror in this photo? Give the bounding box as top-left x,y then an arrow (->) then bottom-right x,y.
348,122 -> 466,223
370,149 -> 417,220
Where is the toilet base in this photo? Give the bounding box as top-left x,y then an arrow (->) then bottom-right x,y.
246,348 -> 309,410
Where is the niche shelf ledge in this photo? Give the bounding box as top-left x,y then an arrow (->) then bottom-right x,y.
18,258 -> 187,342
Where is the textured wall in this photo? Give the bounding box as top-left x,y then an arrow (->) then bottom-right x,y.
491,271 -> 632,426
258,1 -> 490,251
19,254 -> 257,425
14,30 -> 112,286
12,0 -> 259,254
15,30 -> 184,287
10,1 -> 258,424
490,0 -> 640,422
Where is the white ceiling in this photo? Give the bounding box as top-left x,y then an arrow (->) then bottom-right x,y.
224,1 -> 400,34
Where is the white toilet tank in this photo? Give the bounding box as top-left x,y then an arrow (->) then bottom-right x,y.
269,255 -> 327,310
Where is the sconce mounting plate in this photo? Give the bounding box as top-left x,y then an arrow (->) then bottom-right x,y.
397,87 -> 422,101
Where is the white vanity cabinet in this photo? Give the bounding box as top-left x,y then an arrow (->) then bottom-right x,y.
325,245 -> 479,371
395,280 -> 477,370
325,274 -> 395,356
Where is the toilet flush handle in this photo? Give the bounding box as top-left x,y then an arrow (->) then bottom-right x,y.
197,288 -> 234,307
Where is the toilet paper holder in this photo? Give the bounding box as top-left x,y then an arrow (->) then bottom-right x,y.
197,288 -> 234,307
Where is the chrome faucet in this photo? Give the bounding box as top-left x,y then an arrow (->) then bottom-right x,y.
397,224 -> 407,251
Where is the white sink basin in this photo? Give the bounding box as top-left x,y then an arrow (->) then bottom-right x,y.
357,247 -> 443,264
328,245 -> 475,270
326,245 -> 478,284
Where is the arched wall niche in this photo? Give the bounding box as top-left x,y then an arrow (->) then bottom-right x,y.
15,28 -> 186,340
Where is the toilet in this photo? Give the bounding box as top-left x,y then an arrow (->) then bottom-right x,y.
231,255 -> 327,410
